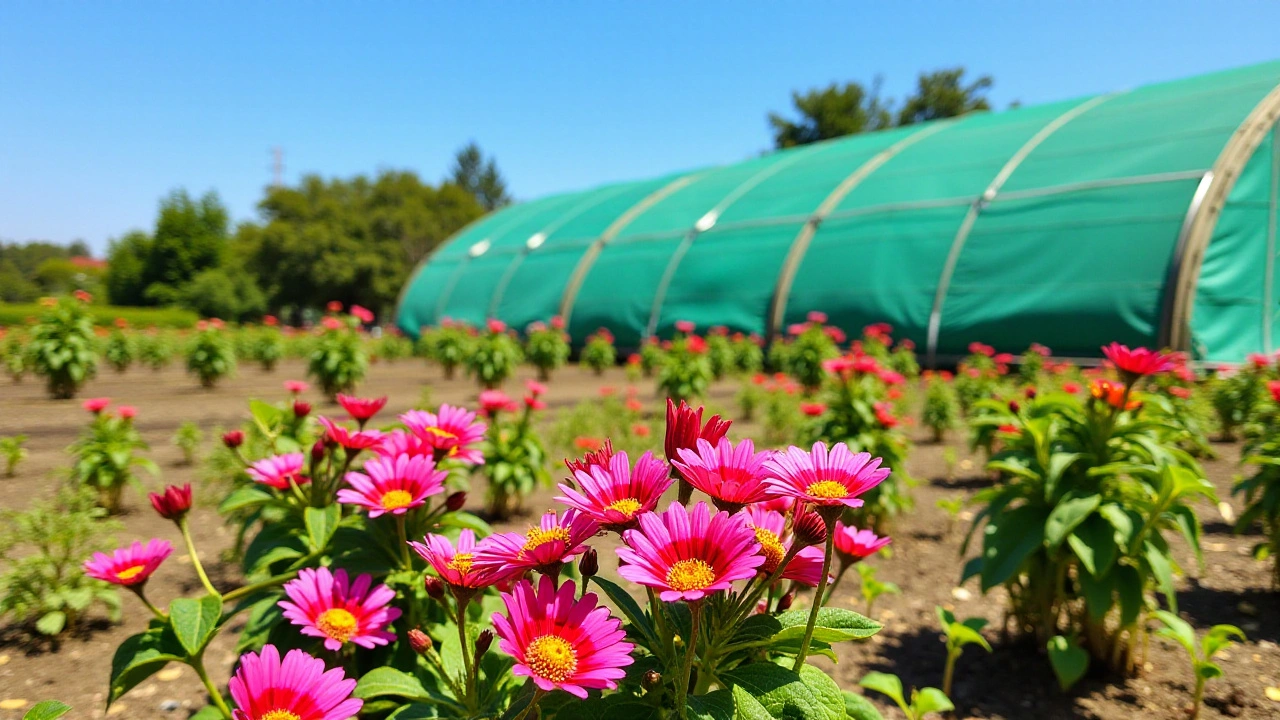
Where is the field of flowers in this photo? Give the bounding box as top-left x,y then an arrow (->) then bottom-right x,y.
0,295 -> 1279,719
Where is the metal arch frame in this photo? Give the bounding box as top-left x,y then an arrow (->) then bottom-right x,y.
642,143 -> 828,340
1166,81 -> 1280,351
766,121 -> 956,339
923,92 -> 1120,366
557,173 -> 702,328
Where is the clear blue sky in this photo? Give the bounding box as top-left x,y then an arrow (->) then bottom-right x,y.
3,1 -> 1279,254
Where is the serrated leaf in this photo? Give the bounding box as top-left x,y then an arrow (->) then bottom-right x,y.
169,595 -> 222,657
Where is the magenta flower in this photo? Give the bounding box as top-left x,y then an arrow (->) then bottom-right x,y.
317,416 -> 384,452
1101,342 -> 1175,381
336,393 -> 387,423
374,429 -> 434,460
491,576 -> 633,698
82,397 -> 110,414
338,453 -> 446,517
279,567 -> 401,651
672,438 -> 775,512
742,506 -> 825,586
833,522 -> 892,563
408,529 -> 497,590
284,380 -> 309,395
479,389 -> 518,416
247,452 -> 308,489
616,501 -> 764,602
84,539 -> 172,586
401,405 -> 487,465
555,450 -> 673,529
475,509 -> 599,580
764,442 -> 890,509
229,644 -> 362,720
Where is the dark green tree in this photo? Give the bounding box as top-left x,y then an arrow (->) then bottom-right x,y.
897,68 -> 993,125
449,142 -> 511,211
769,79 -> 893,148
141,190 -> 229,302
104,232 -> 151,306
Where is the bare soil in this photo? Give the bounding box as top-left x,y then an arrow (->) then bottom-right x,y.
0,359 -> 1277,719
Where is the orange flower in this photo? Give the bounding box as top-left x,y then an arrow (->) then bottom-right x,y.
1090,379 -> 1140,410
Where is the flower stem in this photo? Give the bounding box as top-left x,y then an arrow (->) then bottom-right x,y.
395,514 -> 412,570
221,569 -> 299,603
130,586 -> 168,621
513,688 -> 546,720
456,597 -> 476,708
191,654 -> 233,719
677,602 -> 702,720
179,517 -> 221,599
793,528 -> 836,672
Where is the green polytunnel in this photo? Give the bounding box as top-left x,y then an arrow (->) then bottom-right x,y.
397,60 -> 1280,364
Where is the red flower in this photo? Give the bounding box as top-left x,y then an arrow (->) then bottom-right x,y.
873,402 -> 898,428
799,402 -> 827,417
1168,386 -> 1191,399
479,390 -> 518,416
625,398 -> 643,413
83,397 -> 110,414
632,423 -> 651,438
996,424 -> 1021,435
337,394 -> 388,423
675,320 -> 696,334
1062,382 -> 1081,394
321,316 -> 343,330
350,305 -> 375,324
263,315 -> 278,326
968,342 -> 995,357
664,399 -> 731,470
600,386 -> 617,398
487,318 -> 507,334
686,336 -> 708,354
550,315 -> 565,330
1090,379 -> 1140,411
222,430 -> 245,449
574,437 -> 603,452
566,438 -> 613,475
1269,380 -> 1280,404
318,416 -> 384,452
293,400 -> 312,418
626,353 -> 642,366
993,353 -> 1014,364
118,405 -> 137,420
524,396 -> 547,410
1101,343 -> 1174,380
327,301 -> 344,313
806,311 -> 828,324
149,484 -> 193,521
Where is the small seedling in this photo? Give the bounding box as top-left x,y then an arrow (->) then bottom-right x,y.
857,563 -> 900,617
172,421 -> 203,466
941,446 -> 958,479
1152,610 -> 1244,719
935,495 -> 964,534
1,434 -> 28,477
859,671 -> 953,720
937,606 -> 992,697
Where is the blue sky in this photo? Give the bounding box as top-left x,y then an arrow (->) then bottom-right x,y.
3,1 -> 1279,254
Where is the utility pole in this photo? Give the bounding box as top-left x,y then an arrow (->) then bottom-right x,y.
271,146 -> 284,187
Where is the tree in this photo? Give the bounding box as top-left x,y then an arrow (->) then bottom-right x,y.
449,142 -> 511,211
897,68 -> 993,126
177,266 -> 266,321
769,79 -> 893,148
103,190 -> 230,307
104,232 -> 151,306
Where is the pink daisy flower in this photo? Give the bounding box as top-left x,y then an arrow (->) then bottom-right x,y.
479,389 -> 518,416
408,529 -> 497,590
279,567 -> 401,651
401,405 -> 487,465
317,416 -> 384,452
742,507 -> 826,587
229,644 -> 362,720
672,437 -> 775,512
284,380 -> 309,394
83,397 -> 110,414
616,501 -> 764,602
374,429 -> 434,460
555,451 -> 673,530
84,539 -> 172,586
491,576 -> 633,699
475,509 -> 599,580
563,438 -> 615,476
1101,342 -> 1175,381
337,453 -> 446,517
335,393 -> 387,423
763,442 -> 890,510
833,522 -> 892,563
247,452 -> 309,489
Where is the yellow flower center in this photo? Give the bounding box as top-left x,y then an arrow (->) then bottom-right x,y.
424,426 -> 458,441
806,480 -> 849,499
261,711 -> 301,720
525,634 -> 578,683
116,565 -> 147,582
380,489 -> 415,510
316,608 -> 358,644
606,498 -> 643,517
448,552 -> 474,575
666,559 -> 716,592
753,527 -> 786,573
522,526 -> 572,553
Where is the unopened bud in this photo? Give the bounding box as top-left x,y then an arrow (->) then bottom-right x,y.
424,575 -> 446,601
642,669 -> 662,690
777,590 -> 796,612
407,628 -> 432,655
221,430 -> 245,449
1025,387 -> 1037,399
445,491 -> 467,512
792,508 -> 827,548
310,440 -> 327,463
1008,400 -> 1020,414
578,548 -> 599,579
475,629 -> 494,660
293,400 -> 312,418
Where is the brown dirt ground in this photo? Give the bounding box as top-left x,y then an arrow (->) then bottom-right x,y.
0,359 -> 1277,719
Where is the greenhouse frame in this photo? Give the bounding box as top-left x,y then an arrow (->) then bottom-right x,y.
397,60 -> 1280,364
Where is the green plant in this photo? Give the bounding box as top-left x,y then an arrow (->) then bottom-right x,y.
307,314 -> 368,397
29,296 -> 98,399
639,337 -> 665,377
1,434 -> 28,477
858,672 -> 954,720
464,322 -> 523,389
783,321 -> 838,394
736,376 -> 767,422
0,487 -> 123,639
251,326 -> 284,371
421,320 -> 474,379
581,328 -> 617,375
524,320 -> 570,381
137,331 -> 175,371
941,446 -> 958,479
0,303 -> 198,329
731,333 -> 764,374
887,343 -> 920,379
22,700 -> 72,720
1234,392 -> 1280,586
69,407 -> 157,513
1151,610 -> 1244,719
856,563 -> 899,616
935,495 -> 964,535
656,334 -> 714,403
480,395 -> 552,520
173,421 -> 203,466
1211,368 -> 1264,441
186,324 -> 236,388
705,329 -> 734,380
3,330 -> 30,383
922,376 -> 961,442
103,327 -> 134,372
936,607 -> 991,697
374,331 -> 414,362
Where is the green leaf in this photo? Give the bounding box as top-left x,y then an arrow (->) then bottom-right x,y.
858,672 -> 906,712
570,694 -> 660,720
687,690 -> 734,720
1077,567 -> 1113,622
912,687 -> 955,717
1114,564 -> 1144,628
1196,662 -> 1224,681
35,611 -> 66,636
1045,495 -> 1099,549
108,621 -> 186,705
1152,610 -> 1197,656
842,691 -> 886,720
980,505 -> 1048,591
1047,636 -> 1089,691
22,701 -> 72,720
1144,541 -> 1177,612
168,595 -> 222,657
437,510 -> 493,535
188,705 -> 227,720
1068,514 -> 1117,577
353,667 -> 432,702
218,485 -> 275,514
732,686 -> 775,720
772,607 -> 883,644
722,663 -> 845,720
304,505 -> 340,552
589,576 -> 658,648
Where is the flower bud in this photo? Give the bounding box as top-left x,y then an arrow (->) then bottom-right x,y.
148,484 -> 193,521
642,669 -> 662,691
578,548 -> 599,579
423,575 -> 446,602
222,430 -> 245,449
445,491 -> 467,512
407,628 -> 432,655
310,440 -> 327,463
1025,387 -> 1037,399
792,508 -> 827,548
777,590 -> 796,612
475,629 -> 494,660
293,400 -> 312,418
1008,400 -> 1021,414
